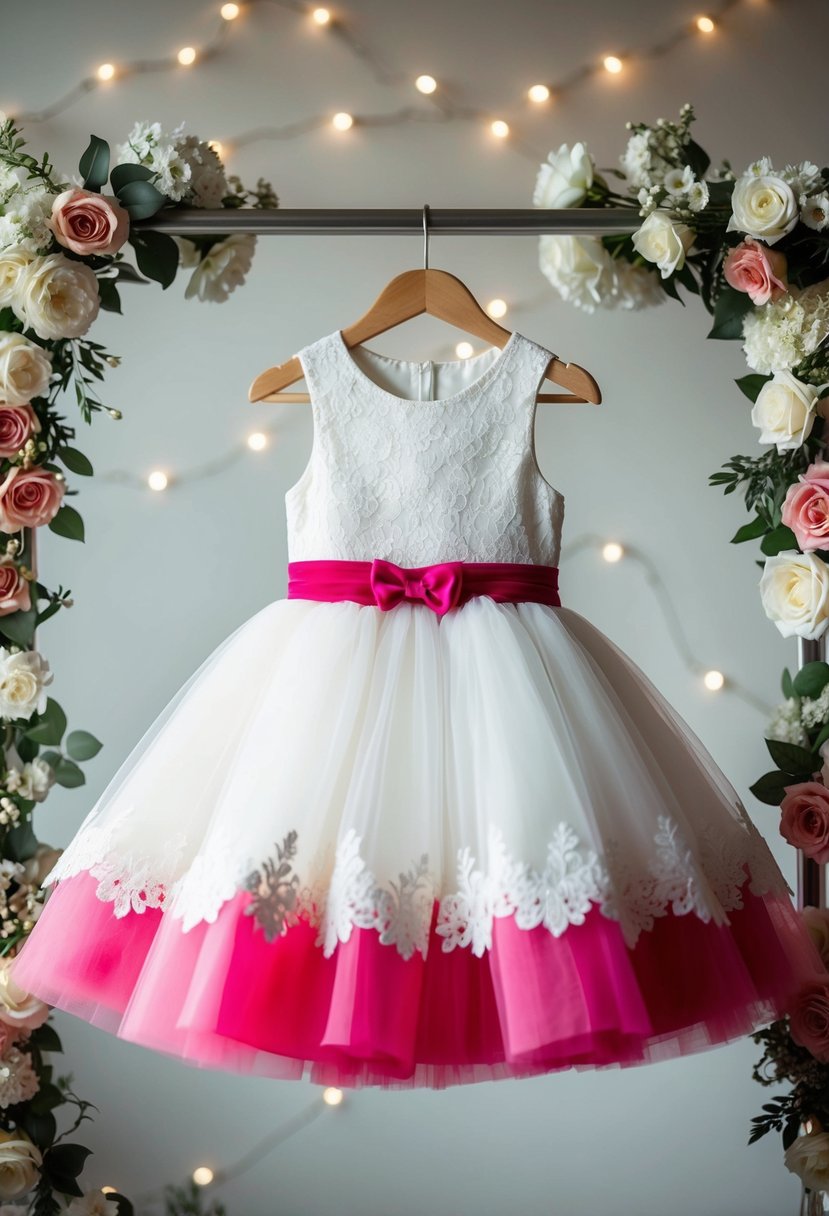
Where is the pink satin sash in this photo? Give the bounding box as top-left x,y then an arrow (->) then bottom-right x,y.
287,558 -> 561,617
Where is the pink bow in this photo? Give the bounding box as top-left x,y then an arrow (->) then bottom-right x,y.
369,558 -> 464,616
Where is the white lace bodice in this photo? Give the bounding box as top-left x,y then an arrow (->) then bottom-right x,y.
285,329 -> 565,566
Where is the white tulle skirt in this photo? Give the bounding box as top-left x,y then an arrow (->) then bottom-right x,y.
12,597 -> 821,1088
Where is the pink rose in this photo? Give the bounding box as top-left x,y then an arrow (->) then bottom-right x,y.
782,461 -> 829,551
780,781 -> 829,862
49,187 -> 129,256
723,236 -> 788,305
790,979 -> 829,1061
0,404 -> 40,461
0,466 -> 65,531
0,558 -> 31,617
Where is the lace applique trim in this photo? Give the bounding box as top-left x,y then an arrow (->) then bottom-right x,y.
46,808 -> 789,958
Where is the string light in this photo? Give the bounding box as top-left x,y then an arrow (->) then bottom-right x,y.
696,14 -> 716,31
208,139 -> 224,158
322,1087 -> 344,1106
247,431 -> 268,450
101,1188 -> 117,1196
311,7 -> 331,24
490,120 -> 510,139
527,84 -> 551,103
192,1166 -> 214,1186
455,341 -> 474,359
486,297 -> 508,319
415,74 -> 437,95
220,2 -> 241,18
603,55 -> 623,74
147,470 -> 169,492
602,542 -> 624,563
96,63 -> 116,82
332,111 -> 353,131
704,669 -> 725,691
177,46 -> 197,66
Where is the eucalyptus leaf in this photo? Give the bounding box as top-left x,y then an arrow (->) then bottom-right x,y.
78,133 -> 110,191
0,604 -> 37,646
48,504 -> 85,543
707,286 -> 754,340
735,373 -> 771,403
25,697 -> 67,746
57,447 -> 94,476
128,229 -> 180,288
794,661 -> 829,698
781,667 -> 795,698
109,161 -> 156,194
65,729 -> 103,761
53,757 -> 86,788
765,738 -> 815,776
749,769 -> 793,806
116,178 -> 167,220
731,516 -> 767,544
760,524 -> 798,556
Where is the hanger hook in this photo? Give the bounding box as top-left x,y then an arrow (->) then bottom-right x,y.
422,203 -> 430,271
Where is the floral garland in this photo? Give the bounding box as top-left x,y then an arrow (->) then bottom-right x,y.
0,113 -> 276,1214
531,104 -> 829,1199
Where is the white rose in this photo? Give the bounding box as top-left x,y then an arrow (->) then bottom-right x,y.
0,1129 -> 41,1201
0,647 -> 52,721
184,234 -> 256,303
0,958 -> 49,1030
15,253 -> 100,340
0,249 -> 35,311
785,1131 -> 829,1191
760,551 -> 829,640
631,210 -> 695,278
66,1192 -> 120,1216
533,142 -> 594,209
0,333 -> 52,405
750,370 -> 821,449
538,235 -> 611,311
727,172 -> 799,245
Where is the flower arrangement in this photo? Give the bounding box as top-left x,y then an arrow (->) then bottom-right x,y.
532,106 -> 829,1201
0,113 -> 277,1212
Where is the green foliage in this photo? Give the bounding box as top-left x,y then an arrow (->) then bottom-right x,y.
164,1180 -> 227,1216
78,134 -> 110,192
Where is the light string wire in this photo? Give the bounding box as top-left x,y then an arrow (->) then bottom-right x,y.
7,0 -> 794,168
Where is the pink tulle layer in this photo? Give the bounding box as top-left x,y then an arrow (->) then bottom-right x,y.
11,871 -> 822,1090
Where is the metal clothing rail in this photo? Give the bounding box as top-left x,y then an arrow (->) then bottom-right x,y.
137,207 -> 639,236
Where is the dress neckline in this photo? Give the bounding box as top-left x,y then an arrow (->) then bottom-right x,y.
332,328 -> 522,407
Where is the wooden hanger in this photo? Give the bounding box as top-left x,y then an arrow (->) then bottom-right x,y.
248,206 -> 602,406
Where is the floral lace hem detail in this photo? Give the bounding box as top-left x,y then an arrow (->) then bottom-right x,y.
43,809 -> 789,959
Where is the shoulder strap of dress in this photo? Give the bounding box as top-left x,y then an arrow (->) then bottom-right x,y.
511,335 -> 560,406
295,331 -> 340,406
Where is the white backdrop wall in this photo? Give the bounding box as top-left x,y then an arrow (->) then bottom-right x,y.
4,1 -> 828,1211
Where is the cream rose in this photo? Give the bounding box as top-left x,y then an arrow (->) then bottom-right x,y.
785,1131 -> 829,1191
631,210 -> 695,278
0,558 -> 31,618
533,142 -> 594,209
15,253 -> 100,340
0,646 -> 52,720
0,333 -> 51,405
50,188 -> 129,256
0,248 -> 35,309
184,233 -> 256,303
760,551 -> 829,640
728,172 -> 800,245
0,466 -> 66,531
750,370 -> 822,450
0,1128 -> 41,1200
0,958 -> 49,1030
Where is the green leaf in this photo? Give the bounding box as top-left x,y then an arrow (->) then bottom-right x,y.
78,134 -> 110,192
57,447 -> 94,477
0,604 -> 37,647
31,1022 -> 63,1054
44,1143 -> 92,1181
53,757 -> 85,788
29,1082 -> 66,1115
749,770 -> 794,806
97,277 -> 122,314
114,260 -> 148,284
731,516 -> 768,544
26,697 -> 67,746
4,820 -> 39,864
116,178 -> 167,219
781,667 -> 795,698
736,373 -> 771,403
19,1109 -> 56,1150
48,504 -> 85,542
707,286 -> 754,340
760,524 -> 798,556
111,1195 -> 135,1216
765,738 -> 816,776
109,161 -> 156,194
815,721 -> 829,750
65,729 -> 102,761
128,229 -> 180,289
794,661 -> 829,698
685,137 -> 711,181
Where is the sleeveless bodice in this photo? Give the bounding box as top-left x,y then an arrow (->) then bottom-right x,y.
286,328 -> 565,566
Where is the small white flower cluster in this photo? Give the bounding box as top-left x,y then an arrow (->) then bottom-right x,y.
115,121 -> 227,208
742,276 -> 829,374
802,685 -> 829,729
767,696 -> 809,746
0,165 -> 55,255
538,234 -> 664,314
620,105 -> 709,217
767,156 -> 828,233
0,1044 -> 38,1108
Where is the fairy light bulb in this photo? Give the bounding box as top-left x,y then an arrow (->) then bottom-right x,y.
208,140 -> 224,158
455,341 -> 474,359
312,7 -> 331,23
101,1189 -> 117,1196
193,1166 -> 214,1186
332,112 -> 353,131
603,55 -> 623,74
696,14 -> 715,32
323,1087 -> 344,1106
486,298 -> 507,319
148,470 -> 169,492
221,2 -> 240,17
415,74 -> 437,94
602,542 -> 624,563
527,84 -> 550,103
703,670 -> 725,692
96,63 -> 116,81
177,46 -> 197,66
490,119 -> 510,139
247,431 -> 268,451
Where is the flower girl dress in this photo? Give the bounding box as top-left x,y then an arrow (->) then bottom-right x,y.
12,328 -> 821,1089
